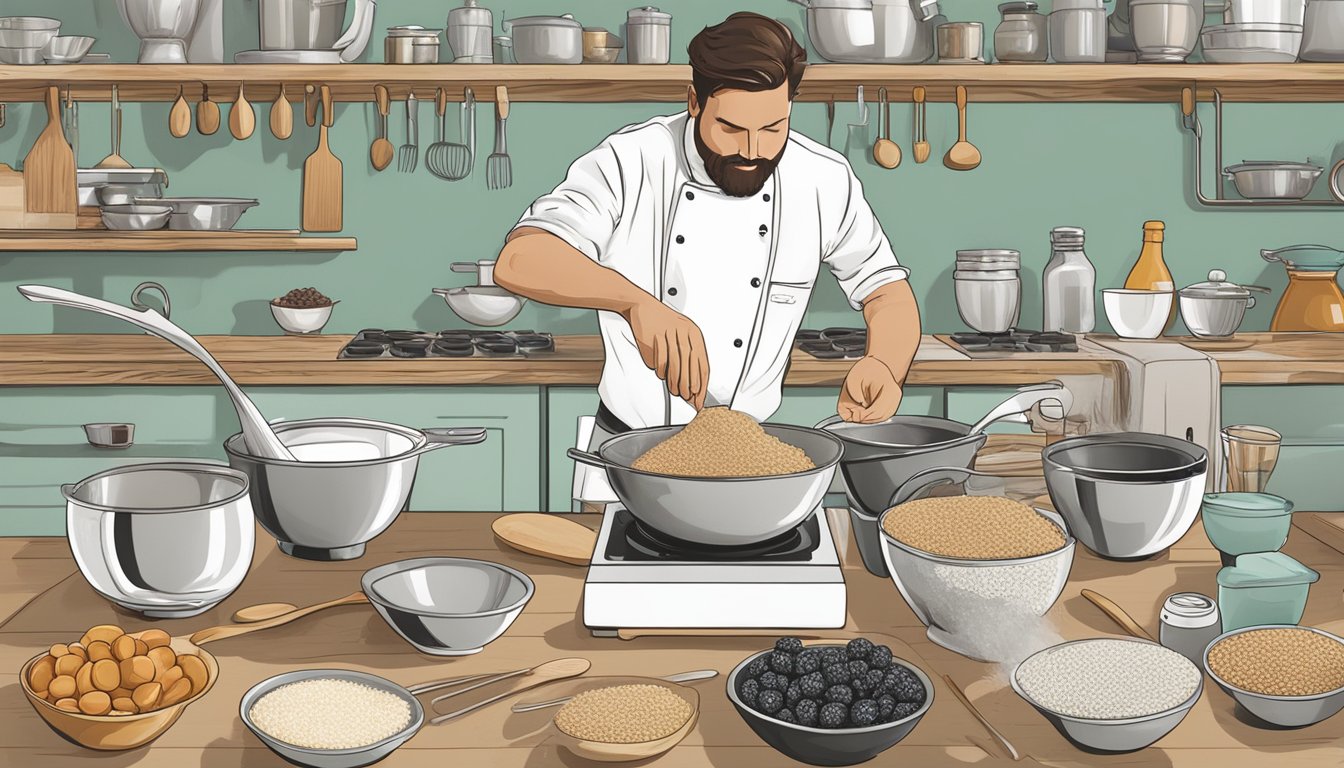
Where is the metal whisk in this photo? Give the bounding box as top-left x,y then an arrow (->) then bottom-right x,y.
425,88 -> 454,180
487,85 -> 511,190
398,92 -> 419,173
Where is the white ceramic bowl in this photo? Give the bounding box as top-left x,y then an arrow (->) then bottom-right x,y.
270,303 -> 335,334
1103,289 -> 1172,339
434,286 -> 524,327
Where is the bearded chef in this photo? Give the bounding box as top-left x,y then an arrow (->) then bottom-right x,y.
495,12 -> 921,468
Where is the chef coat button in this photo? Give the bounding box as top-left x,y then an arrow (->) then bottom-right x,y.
751,277 -> 761,288
675,235 -> 685,244
667,287 -> 678,296
759,224 -> 768,236
686,191 -> 695,201
763,193 -> 771,202
734,338 -> 743,348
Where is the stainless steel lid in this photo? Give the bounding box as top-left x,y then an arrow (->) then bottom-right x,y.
1225,160 -> 1323,173
998,1 -> 1040,13
1051,0 -> 1106,9
508,14 -> 582,29
955,249 -> 1021,270
628,6 -> 673,23
1179,269 -> 1252,299
1050,226 -> 1085,245
448,0 -> 492,26
387,25 -> 443,38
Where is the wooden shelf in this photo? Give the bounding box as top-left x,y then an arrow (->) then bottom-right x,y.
0,229 -> 356,252
1,63 -> 1343,103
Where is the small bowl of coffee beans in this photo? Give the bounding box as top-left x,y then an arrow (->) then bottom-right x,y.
270,288 -> 337,335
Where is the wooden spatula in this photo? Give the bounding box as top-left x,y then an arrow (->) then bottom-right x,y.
492,513 -> 596,566
302,84 -> 342,232
24,86 -> 76,215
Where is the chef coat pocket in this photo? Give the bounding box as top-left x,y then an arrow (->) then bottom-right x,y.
767,280 -> 813,306
751,282 -> 812,373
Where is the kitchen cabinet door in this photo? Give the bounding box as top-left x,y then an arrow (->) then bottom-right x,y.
546,386 -> 601,512
238,387 -> 542,513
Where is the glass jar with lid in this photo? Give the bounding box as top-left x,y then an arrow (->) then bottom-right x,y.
1043,226 -> 1096,333
954,249 -> 1022,334
995,2 -> 1048,62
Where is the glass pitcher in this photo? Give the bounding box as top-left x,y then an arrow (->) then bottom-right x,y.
1260,245 -> 1344,332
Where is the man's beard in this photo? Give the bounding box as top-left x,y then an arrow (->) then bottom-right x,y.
693,115 -> 783,198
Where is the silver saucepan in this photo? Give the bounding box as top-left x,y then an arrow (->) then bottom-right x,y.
567,424 -> 843,547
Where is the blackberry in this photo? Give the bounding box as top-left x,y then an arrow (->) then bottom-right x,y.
819,702 -> 849,729
847,660 -> 870,679
758,689 -> 784,714
795,650 -> 822,676
774,636 -> 805,655
769,650 -> 795,676
823,663 -> 851,686
739,679 -> 760,708
758,671 -> 779,692
865,669 -> 886,692
744,656 -> 769,679
877,694 -> 896,721
774,707 -> 797,724
868,645 -> 893,670
892,677 -> 925,704
825,685 -> 854,706
799,672 -> 826,697
893,701 -> 920,719
786,681 -> 804,707
850,699 -> 880,727
846,637 -> 876,660
820,648 -> 845,667
881,669 -> 906,693
851,673 -> 873,697
795,698 -> 820,727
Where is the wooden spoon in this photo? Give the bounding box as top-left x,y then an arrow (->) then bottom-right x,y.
370,84 -> 394,172
190,592 -> 369,646
169,86 -> 191,138
229,84 -> 255,140
232,602 -> 298,623
912,86 -> 930,164
428,658 -> 591,724
197,84 -> 220,136
269,84 -> 293,139
872,87 -> 901,170
943,674 -> 1020,761
1081,588 -> 1155,642
492,513 -> 596,566
943,85 -> 981,171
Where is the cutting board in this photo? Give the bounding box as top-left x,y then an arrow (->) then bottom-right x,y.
302,84 -> 342,232
0,163 -> 76,230
23,86 -> 77,220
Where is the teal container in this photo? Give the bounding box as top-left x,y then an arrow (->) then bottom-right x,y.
1217,552 -> 1320,632
1201,492 -> 1295,566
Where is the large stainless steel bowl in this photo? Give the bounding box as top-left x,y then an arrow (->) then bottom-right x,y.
361,557 -> 533,656
1044,432 -> 1207,560
63,462 -> 255,618
224,418 -> 486,561
567,424 -> 842,547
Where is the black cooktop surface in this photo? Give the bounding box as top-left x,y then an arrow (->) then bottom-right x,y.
795,327 -> 867,360
338,329 -> 555,359
603,509 -> 821,563
948,329 -> 1078,353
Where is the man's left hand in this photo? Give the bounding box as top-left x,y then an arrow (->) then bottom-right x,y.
838,356 -> 903,423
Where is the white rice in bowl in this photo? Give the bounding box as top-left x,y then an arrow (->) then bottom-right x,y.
1016,639 -> 1200,720
249,678 -> 413,750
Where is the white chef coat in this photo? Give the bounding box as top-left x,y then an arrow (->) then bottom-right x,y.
514,111 -> 908,429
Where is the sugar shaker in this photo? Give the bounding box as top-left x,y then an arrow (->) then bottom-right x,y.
1159,592 -> 1221,667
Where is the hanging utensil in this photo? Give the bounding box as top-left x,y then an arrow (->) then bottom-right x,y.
169,85 -> 191,138
302,84 -> 343,233
913,86 -> 930,164
826,96 -> 835,149
487,85 -> 512,189
943,674 -> 1020,761
398,92 -> 419,173
304,84 -> 318,127
491,513 -> 596,566
873,86 -> 901,170
370,84 -> 393,171
24,86 -> 77,215
426,88 -> 455,180
95,84 -> 132,169
428,658 -> 591,724
63,88 -> 79,166
229,84 -> 255,140
512,670 -> 719,713
16,284 -> 297,461
438,89 -> 473,181
944,85 -> 981,171
197,83 -> 220,136
269,84 -> 292,140
844,85 -> 868,160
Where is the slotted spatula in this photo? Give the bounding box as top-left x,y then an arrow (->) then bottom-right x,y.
487,85 -> 511,190
302,84 -> 342,232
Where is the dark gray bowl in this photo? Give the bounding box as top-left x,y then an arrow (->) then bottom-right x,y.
726,646 -> 933,766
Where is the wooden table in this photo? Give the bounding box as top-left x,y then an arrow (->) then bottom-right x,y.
2,512 -> 1342,767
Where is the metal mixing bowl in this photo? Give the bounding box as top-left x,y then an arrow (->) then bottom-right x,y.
101,204 -> 171,231
138,197 -> 259,231
1224,161 -> 1323,200
1204,625 -> 1344,727
63,462 -> 255,618
240,669 -> 424,768
1044,432 -> 1207,560
0,16 -> 60,48
1013,638 -> 1203,753
361,557 -> 533,655
44,35 -> 95,63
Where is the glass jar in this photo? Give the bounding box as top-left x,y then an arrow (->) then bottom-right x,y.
995,1 -> 1048,62
1043,226 -> 1096,334
954,249 -> 1021,334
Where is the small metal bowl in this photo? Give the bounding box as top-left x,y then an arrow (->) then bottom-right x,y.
83,422 -> 134,448
361,557 -> 534,656
240,669 -> 424,768
43,35 -> 94,63
101,204 -> 171,231
1204,625 -> 1344,728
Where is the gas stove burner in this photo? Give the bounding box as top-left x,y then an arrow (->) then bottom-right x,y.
607,510 -> 820,563
339,330 -> 555,359
478,339 -> 519,355
357,329 -> 393,344
438,330 -> 474,339
344,341 -> 386,358
432,340 -> 474,357
515,333 -> 554,351
385,330 -> 424,342
796,329 -> 824,343
1028,331 -> 1075,345
832,337 -> 867,354
820,327 -> 865,341
390,339 -> 431,358
800,342 -> 847,359
951,328 -> 1078,353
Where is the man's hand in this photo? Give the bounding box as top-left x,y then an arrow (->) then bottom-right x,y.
624,297 -> 709,409
838,356 -> 903,423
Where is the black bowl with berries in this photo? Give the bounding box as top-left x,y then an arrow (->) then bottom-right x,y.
727,637 -> 933,766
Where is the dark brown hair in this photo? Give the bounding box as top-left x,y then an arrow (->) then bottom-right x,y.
688,12 -> 807,109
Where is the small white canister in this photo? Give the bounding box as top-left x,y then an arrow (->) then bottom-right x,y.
1160,592 -> 1221,667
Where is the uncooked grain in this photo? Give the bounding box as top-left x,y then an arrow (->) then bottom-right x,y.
554,684 -> 692,743
1016,639 -> 1200,720
1208,628 -> 1344,696
248,678 -> 412,750
631,407 -> 814,477
882,496 -> 1065,559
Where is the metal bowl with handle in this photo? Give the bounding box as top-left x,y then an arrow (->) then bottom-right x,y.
567,423 -> 843,547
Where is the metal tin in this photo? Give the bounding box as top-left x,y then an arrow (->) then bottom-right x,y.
936,21 -> 985,61
627,6 -> 672,63
955,250 -> 1021,334
1160,592 -> 1221,666
385,25 -> 442,63
447,0 -> 493,62
995,1 -> 1048,61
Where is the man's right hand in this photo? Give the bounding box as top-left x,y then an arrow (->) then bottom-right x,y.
623,296 -> 709,409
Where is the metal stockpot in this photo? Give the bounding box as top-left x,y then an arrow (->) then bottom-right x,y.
507,14 -> 583,64
626,6 -> 671,63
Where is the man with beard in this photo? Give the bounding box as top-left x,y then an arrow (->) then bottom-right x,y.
495,12 -> 920,452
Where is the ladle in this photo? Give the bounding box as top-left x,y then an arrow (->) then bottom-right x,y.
966,384 -> 1072,436
943,85 -> 981,171
17,285 -> 296,461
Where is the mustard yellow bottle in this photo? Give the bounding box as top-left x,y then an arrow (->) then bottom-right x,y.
1125,220 -> 1177,331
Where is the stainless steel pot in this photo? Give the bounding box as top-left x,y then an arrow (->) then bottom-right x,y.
63,462 -> 254,618
507,14 -> 583,64
1178,269 -> 1270,338
793,0 -> 942,63
1044,432 -> 1207,560
1222,0 -> 1306,23
386,25 -> 441,63
567,424 -> 842,547
256,0 -> 377,62
224,418 -> 487,560
626,6 -> 671,64
1049,0 -> 1108,62
995,1 -> 1049,62
1129,0 -> 1202,62
935,21 -> 984,61
1301,0 -> 1344,60
1223,161 -> 1322,200
954,249 -> 1021,334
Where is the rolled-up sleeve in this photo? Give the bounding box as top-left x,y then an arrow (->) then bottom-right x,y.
823,164 -> 909,310
513,140 -> 624,263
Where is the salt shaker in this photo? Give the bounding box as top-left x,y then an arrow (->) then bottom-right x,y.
1159,592 -> 1221,667
1043,226 -> 1096,334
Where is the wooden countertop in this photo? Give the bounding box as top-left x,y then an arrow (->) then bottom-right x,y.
2,511 -> 1342,767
